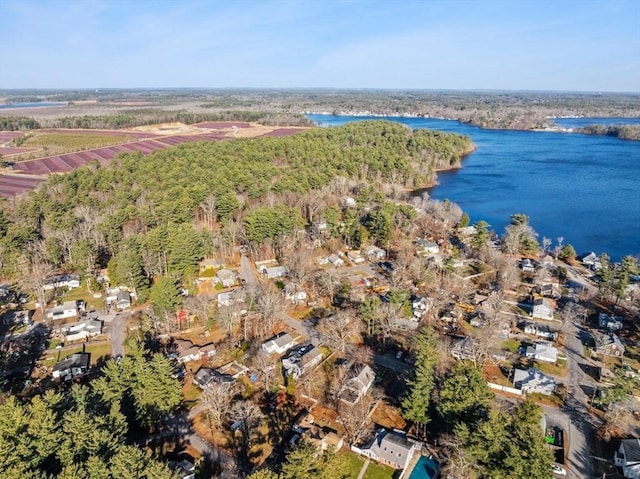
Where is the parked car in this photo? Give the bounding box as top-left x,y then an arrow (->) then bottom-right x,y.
551,464 -> 566,476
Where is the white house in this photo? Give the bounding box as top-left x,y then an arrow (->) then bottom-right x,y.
520,258 -> 536,273
284,283 -> 308,304
523,323 -> 556,341
615,438 -> 640,479
52,352 -> 90,381
513,368 -> 556,395
261,265 -> 289,279
217,290 -> 236,307
63,318 -> 103,342
326,253 -> 345,267
346,250 -> 365,264
2,310 -> 32,326
115,291 -> 131,310
531,298 -> 554,320
43,274 -> 81,291
415,239 -> 440,256
411,296 -> 431,320
45,301 -> 79,320
363,245 -> 386,261
525,341 -> 558,363
341,196 -> 357,208
353,429 -> 419,471
262,332 -> 296,355
216,269 -> 236,288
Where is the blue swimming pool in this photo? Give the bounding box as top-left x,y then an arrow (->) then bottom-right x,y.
408,455 -> 438,479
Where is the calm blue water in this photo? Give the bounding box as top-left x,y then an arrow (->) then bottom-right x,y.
307,114 -> 640,261
0,102 -> 65,110
553,117 -> 640,129
408,456 -> 438,479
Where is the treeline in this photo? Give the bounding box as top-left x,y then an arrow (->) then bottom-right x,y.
0,121 -> 472,294
0,116 -> 41,131
578,124 -> 640,140
0,110 -> 313,131
0,345 -> 181,479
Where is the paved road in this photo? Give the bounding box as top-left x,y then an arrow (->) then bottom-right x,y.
239,254 -> 258,286
107,312 -> 129,357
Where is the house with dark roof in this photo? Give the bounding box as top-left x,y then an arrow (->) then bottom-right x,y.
615,438 -> 640,478
599,313 -> 623,331
52,352 -> 90,381
193,367 -> 234,388
282,344 -> 323,379
353,429 -> 419,471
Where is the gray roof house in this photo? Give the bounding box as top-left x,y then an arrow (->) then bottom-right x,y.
262,332 -> 296,355
282,344 -> 323,379
531,298 -> 554,320
593,331 -> 625,357
525,342 -> 558,363
216,269 -> 237,288
353,429 -> 420,471
261,265 -> 289,279
340,365 -> 375,406
513,368 -> 556,395
115,291 -> 131,310
615,438 -> 640,479
45,301 -> 79,320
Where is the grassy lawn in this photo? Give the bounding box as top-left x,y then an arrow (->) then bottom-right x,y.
536,361 -> 568,377
24,133 -> 132,151
344,451 -> 366,478
182,382 -> 202,403
53,342 -> 111,365
342,452 -> 395,479
501,338 -> 520,353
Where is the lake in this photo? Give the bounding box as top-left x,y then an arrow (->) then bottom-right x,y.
307,114 -> 640,261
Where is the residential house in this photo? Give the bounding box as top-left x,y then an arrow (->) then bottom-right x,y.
215,361 -> 249,379
284,283 -> 308,304
174,339 -> 202,363
261,265 -> 289,279
282,344 -> 323,379
525,341 -> 558,363
52,352 -> 90,381
531,298 -> 554,320
217,290 -> 236,307
43,274 -> 81,291
411,296 -> 431,320
0,282 -> 14,304
62,318 -> 103,342
45,301 -> 80,321
593,331 -> 625,357
262,332 -> 296,355
2,310 -> 32,326
520,258 -> 536,273
353,429 -> 419,471
415,239 -> 440,256
200,343 -> 217,360
340,365 -> 375,406
294,413 -> 344,451
115,291 -> 131,310
326,253 -> 345,267
513,368 -> 557,395
522,322 -> 557,341
599,313 -> 623,331
193,367 -> 234,388
614,438 -> 640,479
216,269 -> 236,288
580,252 -> 600,269
363,245 -> 386,261
347,275 -> 371,289
346,250 -> 365,264
449,336 -> 479,362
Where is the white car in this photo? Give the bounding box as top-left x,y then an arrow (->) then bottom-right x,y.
551,464 -> 566,476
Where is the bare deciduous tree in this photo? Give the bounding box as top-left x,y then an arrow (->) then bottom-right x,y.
200,382 -> 235,430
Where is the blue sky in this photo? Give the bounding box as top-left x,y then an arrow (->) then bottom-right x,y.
1,0 -> 638,91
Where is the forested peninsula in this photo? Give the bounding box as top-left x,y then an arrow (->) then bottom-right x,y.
0,121 -> 473,283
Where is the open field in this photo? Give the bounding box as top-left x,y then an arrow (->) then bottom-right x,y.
0,123 -> 304,198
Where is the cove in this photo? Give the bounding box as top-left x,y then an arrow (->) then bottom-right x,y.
307,114 -> 640,261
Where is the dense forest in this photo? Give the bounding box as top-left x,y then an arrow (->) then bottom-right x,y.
0,121 -> 473,295
0,345 -> 181,479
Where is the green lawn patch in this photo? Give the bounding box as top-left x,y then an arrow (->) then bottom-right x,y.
536,361 -> 568,377
501,338 -> 520,353
364,461 -> 395,479
343,451 -> 365,478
